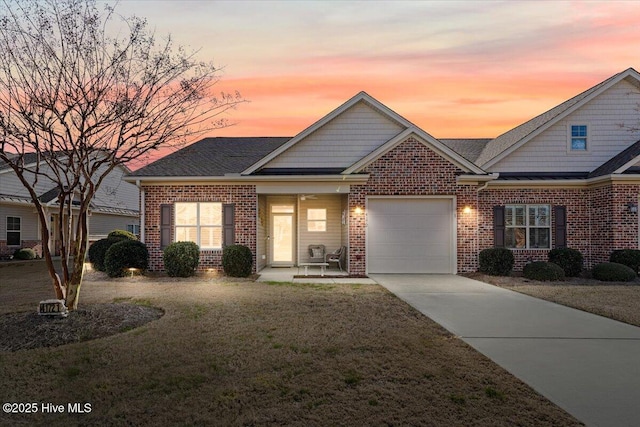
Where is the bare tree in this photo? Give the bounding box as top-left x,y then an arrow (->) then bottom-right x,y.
0,0 -> 243,309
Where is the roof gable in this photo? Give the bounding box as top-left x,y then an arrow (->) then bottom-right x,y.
343,128 -> 486,175
476,68 -> 640,168
242,92 -> 415,175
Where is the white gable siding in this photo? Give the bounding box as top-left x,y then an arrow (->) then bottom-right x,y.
491,79 -> 640,173
264,101 -> 404,169
91,165 -> 139,211
0,164 -> 59,199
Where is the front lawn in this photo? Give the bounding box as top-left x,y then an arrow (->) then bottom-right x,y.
0,262 -> 580,426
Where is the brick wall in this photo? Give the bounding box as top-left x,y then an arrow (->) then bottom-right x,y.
348,137 -> 479,275
478,183 -> 640,270
478,187 -> 591,269
143,185 -> 257,272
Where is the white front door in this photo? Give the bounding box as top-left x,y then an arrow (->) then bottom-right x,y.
271,204 -> 295,265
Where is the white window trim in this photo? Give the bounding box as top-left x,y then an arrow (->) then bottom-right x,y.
6,216 -> 21,246
174,202 -> 223,250
505,204 -> 551,249
567,123 -> 590,154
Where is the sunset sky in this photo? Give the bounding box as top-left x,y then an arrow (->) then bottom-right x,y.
112,0 -> 640,140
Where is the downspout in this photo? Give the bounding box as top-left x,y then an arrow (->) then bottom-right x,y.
475,173 -> 499,265
136,180 -> 145,243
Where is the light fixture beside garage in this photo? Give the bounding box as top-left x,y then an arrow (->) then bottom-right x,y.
463,206 -> 472,214
354,206 -> 363,214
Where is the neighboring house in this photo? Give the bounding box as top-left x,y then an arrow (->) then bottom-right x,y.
127,68 -> 640,275
0,154 -> 140,257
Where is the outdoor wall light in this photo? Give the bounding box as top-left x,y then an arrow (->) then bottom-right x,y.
463,206 -> 472,214
354,206 -> 363,214
627,202 -> 638,214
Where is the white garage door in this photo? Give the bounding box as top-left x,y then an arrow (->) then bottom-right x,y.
367,198 -> 455,274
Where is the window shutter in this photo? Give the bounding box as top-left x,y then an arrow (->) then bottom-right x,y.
160,204 -> 172,249
223,204 -> 235,247
554,206 -> 567,248
493,206 -> 505,247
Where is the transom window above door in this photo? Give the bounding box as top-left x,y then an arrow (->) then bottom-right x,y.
272,205 -> 294,213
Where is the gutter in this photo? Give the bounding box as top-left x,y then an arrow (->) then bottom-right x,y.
124,174 -> 371,185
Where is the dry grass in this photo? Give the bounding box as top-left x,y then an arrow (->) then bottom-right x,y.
0,261 -> 581,426
466,272 -> 640,327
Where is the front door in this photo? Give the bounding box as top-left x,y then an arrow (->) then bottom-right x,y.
271,204 -> 295,265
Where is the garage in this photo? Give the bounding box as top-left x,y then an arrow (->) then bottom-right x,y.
366,197 -> 455,274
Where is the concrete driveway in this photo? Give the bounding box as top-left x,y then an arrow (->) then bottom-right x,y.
371,274 -> 640,427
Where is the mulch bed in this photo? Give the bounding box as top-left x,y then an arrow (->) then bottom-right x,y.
0,303 -> 163,352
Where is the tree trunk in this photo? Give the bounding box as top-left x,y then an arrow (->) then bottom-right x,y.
65,206 -> 89,310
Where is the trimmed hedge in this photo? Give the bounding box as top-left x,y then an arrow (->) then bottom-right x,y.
108,229 -> 138,241
89,238 -> 118,271
104,240 -> 149,278
592,262 -> 636,282
548,248 -> 583,277
163,241 -> 200,277
222,244 -> 253,277
609,249 -> 640,273
478,248 -> 514,276
89,230 -> 137,272
13,248 -> 36,260
523,261 -> 565,281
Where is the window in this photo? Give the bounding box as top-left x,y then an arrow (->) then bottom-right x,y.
6,216 -> 21,246
127,224 -> 140,236
307,209 -> 326,232
505,205 -> 550,249
174,202 -> 222,249
570,125 -> 588,151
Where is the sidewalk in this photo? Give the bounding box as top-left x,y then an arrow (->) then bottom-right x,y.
371,274 -> 640,427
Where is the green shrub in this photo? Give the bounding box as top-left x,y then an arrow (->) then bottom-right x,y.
548,248 -> 583,277
523,261 -> 565,281
609,249 -> 640,273
222,244 -> 253,277
89,238 -> 119,271
104,240 -> 149,278
478,248 -> 514,276
13,248 -> 36,260
107,229 -> 138,241
163,241 -> 200,277
592,262 -> 636,282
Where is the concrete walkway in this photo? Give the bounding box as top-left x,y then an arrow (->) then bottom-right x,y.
371,274 -> 640,427
256,266 -> 377,284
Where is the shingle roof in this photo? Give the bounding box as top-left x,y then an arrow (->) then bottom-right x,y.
0,152 -> 42,171
129,137 -> 291,177
439,139 -> 491,162
589,139 -> 640,178
475,69 -> 632,167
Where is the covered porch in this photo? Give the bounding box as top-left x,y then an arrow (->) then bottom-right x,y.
256,190 -> 350,273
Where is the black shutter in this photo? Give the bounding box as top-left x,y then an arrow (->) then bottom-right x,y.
554,206 -> 567,248
160,204 -> 172,249
493,206 -> 505,247
223,204 -> 235,247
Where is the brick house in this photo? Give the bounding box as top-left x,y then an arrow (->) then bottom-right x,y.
127,68 -> 640,275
